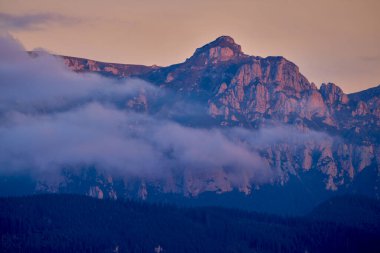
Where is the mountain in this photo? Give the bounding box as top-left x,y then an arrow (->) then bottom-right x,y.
1,194 -> 379,253
4,36 -> 379,214
60,36 -> 380,144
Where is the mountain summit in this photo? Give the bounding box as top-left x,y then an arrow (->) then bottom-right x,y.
205,35 -> 239,47
191,36 -> 245,64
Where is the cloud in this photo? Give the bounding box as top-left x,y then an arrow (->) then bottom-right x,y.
0,104 -> 273,183
0,12 -> 79,31
0,104 -> 166,177
0,34 -> 156,114
0,34 -> 331,193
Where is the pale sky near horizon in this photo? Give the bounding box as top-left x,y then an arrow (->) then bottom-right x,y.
0,0 -> 379,93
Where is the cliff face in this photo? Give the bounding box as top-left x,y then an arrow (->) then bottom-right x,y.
55,36 -> 379,200
59,55 -> 159,77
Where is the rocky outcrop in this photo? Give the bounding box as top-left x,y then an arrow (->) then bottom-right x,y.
320,83 -> 349,106
59,55 -> 159,77
190,36 -> 246,64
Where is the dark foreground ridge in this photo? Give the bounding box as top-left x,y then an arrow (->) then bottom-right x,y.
0,194 -> 379,253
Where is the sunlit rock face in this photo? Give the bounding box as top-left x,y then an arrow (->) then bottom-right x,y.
191,36 -> 245,64
61,55 -> 159,77
48,36 -> 380,200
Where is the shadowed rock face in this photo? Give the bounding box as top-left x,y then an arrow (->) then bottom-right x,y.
32,36 -> 379,203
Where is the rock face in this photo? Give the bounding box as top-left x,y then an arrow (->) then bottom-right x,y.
59,55 -> 159,77
50,36 -> 379,202
191,36 -> 246,64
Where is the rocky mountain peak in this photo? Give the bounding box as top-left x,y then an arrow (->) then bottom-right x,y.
320,82 -> 349,105
204,36 -> 240,50
190,36 -> 245,64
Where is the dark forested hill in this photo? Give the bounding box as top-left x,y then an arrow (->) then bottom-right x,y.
0,194 -> 379,253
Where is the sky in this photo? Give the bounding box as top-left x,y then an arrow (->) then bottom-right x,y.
0,0 -> 379,93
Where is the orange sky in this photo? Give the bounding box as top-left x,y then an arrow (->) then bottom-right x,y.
1,0 -> 379,93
